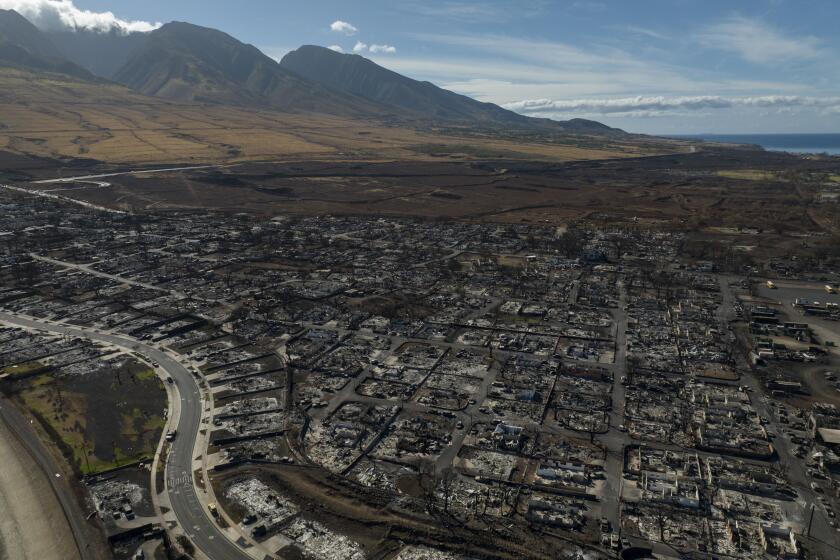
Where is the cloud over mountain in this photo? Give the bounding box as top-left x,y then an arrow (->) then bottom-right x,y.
350,40 -> 396,55
0,0 -> 160,33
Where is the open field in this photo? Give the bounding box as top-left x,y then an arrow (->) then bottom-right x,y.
6,360 -> 166,474
0,69 -> 686,166
22,148 -> 839,243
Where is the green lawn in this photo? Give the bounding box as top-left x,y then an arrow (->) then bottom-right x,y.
0,360 -> 45,377
17,362 -> 166,474
135,367 -> 158,381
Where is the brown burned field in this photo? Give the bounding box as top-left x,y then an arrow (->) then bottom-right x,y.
0,69 -> 679,166
20,147 -> 840,239
3,358 -> 166,474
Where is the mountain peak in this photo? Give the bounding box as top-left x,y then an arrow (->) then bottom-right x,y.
111,22 -> 384,116
280,45 -> 618,133
0,8 -> 61,58
0,8 -> 95,79
280,44 -> 530,125
2,12 -> 617,134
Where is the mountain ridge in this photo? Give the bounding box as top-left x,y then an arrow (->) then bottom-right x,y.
111,21 -> 390,116
279,45 -> 620,133
280,44 -> 532,126
0,10 -> 620,135
0,9 -> 95,79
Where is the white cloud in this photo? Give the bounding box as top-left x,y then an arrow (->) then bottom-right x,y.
502,95 -> 840,117
0,0 -> 160,33
329,20 -> 357,35
369,43 -> 396,54
696,16 -> 821,65
327,45 -> 344,53
352,41 -> 397,55
375,34 -> 800,103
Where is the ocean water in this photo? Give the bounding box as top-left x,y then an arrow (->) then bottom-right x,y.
670,133 -> 840,155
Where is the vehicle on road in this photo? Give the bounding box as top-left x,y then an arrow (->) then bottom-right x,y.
251,525 -> 267,538
600,517 -> 611,532
166,430 -> 177,442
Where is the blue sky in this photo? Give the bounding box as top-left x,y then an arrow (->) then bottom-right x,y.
5,0 -> 840,134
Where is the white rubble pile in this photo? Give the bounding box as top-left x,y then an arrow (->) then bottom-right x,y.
90,479 -> 145,515
282,517 -> 365,560
225,477 -> 298,530
395,545 -> 474,560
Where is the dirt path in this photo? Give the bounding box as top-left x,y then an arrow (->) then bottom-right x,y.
0,419 -> 80,560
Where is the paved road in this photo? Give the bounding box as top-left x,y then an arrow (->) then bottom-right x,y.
0,312 -> 252,560
29,253 -> 182,296
32,165 -> 219,184
600,280 -> 629,534
0,183 -> 126,214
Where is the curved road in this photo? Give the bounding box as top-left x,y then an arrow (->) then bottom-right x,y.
0,312 -> 252,560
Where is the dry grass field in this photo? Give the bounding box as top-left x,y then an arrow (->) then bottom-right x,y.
0,68 -> 686,165
30,149 -> 836,243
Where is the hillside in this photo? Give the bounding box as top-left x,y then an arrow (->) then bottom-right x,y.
280,44 -> 532,125
1,9 -> 622,136
280,45 -> 620,133
111,22 -> 385,117
0,9 -> 93,79
0,10 -> 685,167
0,67 -> 679,166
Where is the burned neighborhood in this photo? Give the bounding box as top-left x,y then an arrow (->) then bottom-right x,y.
2,183 -> 840,560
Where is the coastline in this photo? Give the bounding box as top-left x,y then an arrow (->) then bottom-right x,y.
0,409 -> 80,560
667,133 -> 840,156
